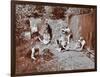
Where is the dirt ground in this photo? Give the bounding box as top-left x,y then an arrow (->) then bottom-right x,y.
16,39 -> 94,75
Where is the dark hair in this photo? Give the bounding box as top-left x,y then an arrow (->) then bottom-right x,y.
47,24 -> 52,41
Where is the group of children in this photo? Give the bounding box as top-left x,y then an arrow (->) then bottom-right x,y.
22,18 -> 86,61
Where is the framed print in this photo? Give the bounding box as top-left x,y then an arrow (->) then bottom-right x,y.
11,0 -> 97,76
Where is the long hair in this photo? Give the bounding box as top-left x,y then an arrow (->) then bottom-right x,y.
46,23 -> 52,41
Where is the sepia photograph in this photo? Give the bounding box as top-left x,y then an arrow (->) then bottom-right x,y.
11,1 -> 97,76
